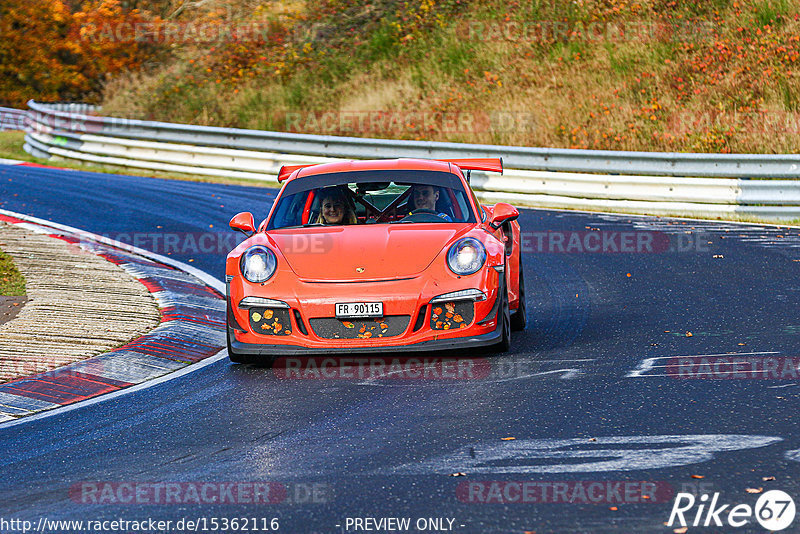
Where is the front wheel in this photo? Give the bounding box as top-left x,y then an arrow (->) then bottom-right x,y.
510,267 -> 527,331
494,291 -> 511,353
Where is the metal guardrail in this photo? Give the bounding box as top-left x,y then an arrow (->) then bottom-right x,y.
20,100 -> 800,221
25,100 -> 800,179
0,107 -> 26,131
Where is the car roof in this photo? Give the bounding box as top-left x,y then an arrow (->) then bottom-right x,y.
288,158 -> 458,183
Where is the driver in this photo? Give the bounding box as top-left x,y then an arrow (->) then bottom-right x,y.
410,185 -> 452,221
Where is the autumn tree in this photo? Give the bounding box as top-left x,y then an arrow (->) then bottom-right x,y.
0,0 -> 159,107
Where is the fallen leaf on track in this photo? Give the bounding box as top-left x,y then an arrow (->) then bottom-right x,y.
762,476 -> 776,481
746,487 -> 763,494
691,474 -> 704,479
501,437 -> 516,441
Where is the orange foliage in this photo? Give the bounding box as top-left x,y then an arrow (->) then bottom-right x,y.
0,0 -> 158,107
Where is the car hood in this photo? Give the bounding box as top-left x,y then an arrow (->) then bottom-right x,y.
268,225 -> 466,281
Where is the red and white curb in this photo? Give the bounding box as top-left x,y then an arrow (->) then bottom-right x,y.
0,158 -> 72,169
0,209 -> 227,425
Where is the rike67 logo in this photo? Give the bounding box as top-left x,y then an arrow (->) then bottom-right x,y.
668,490 -> 796,531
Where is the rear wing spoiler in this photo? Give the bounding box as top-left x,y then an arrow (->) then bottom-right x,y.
277,164 -> 316,182
437,158 -> 503,174
277,158 -> 503,183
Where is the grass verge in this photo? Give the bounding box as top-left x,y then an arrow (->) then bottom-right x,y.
0,248 -> 25,296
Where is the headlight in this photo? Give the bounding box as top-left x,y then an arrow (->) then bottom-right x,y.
446,237 -> 486,275
240,245 -> 277,283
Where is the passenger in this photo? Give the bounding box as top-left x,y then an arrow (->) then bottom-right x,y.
315,188 -> 357,225
409,185 -> 452,221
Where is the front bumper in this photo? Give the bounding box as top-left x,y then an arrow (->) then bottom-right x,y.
229,319 -> 502,355
227,271 -> 505,356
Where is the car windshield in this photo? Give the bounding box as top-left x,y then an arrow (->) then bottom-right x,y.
266,170 -> 477,230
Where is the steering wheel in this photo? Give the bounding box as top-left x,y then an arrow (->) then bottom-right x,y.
398,208 -> 445,223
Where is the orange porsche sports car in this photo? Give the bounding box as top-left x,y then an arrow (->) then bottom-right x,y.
225,158 -> 525,362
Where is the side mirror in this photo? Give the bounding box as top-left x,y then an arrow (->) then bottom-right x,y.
488,203 -> 519,229
230,212 -> 256,236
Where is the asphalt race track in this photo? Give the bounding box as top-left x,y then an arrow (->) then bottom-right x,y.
1,164 -> 799,533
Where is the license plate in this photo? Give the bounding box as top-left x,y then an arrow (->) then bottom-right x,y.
336,302 -> 383,319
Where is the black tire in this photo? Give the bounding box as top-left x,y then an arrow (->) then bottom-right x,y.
510,267 -> 527,331
494,291 -> 511,353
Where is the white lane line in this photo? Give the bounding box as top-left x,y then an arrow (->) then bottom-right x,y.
642,359 -> 783,370
638,352 -> 780,360
490,358 -> 596,382
626,357 -> 661,377
630,371 -> 794,378
535,359 -> 595,362
492,368 -> 584,382
355,361 -> 450,383
626,352 -> 781,378
391,434 -> 783,475
356,359 -> 595,385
